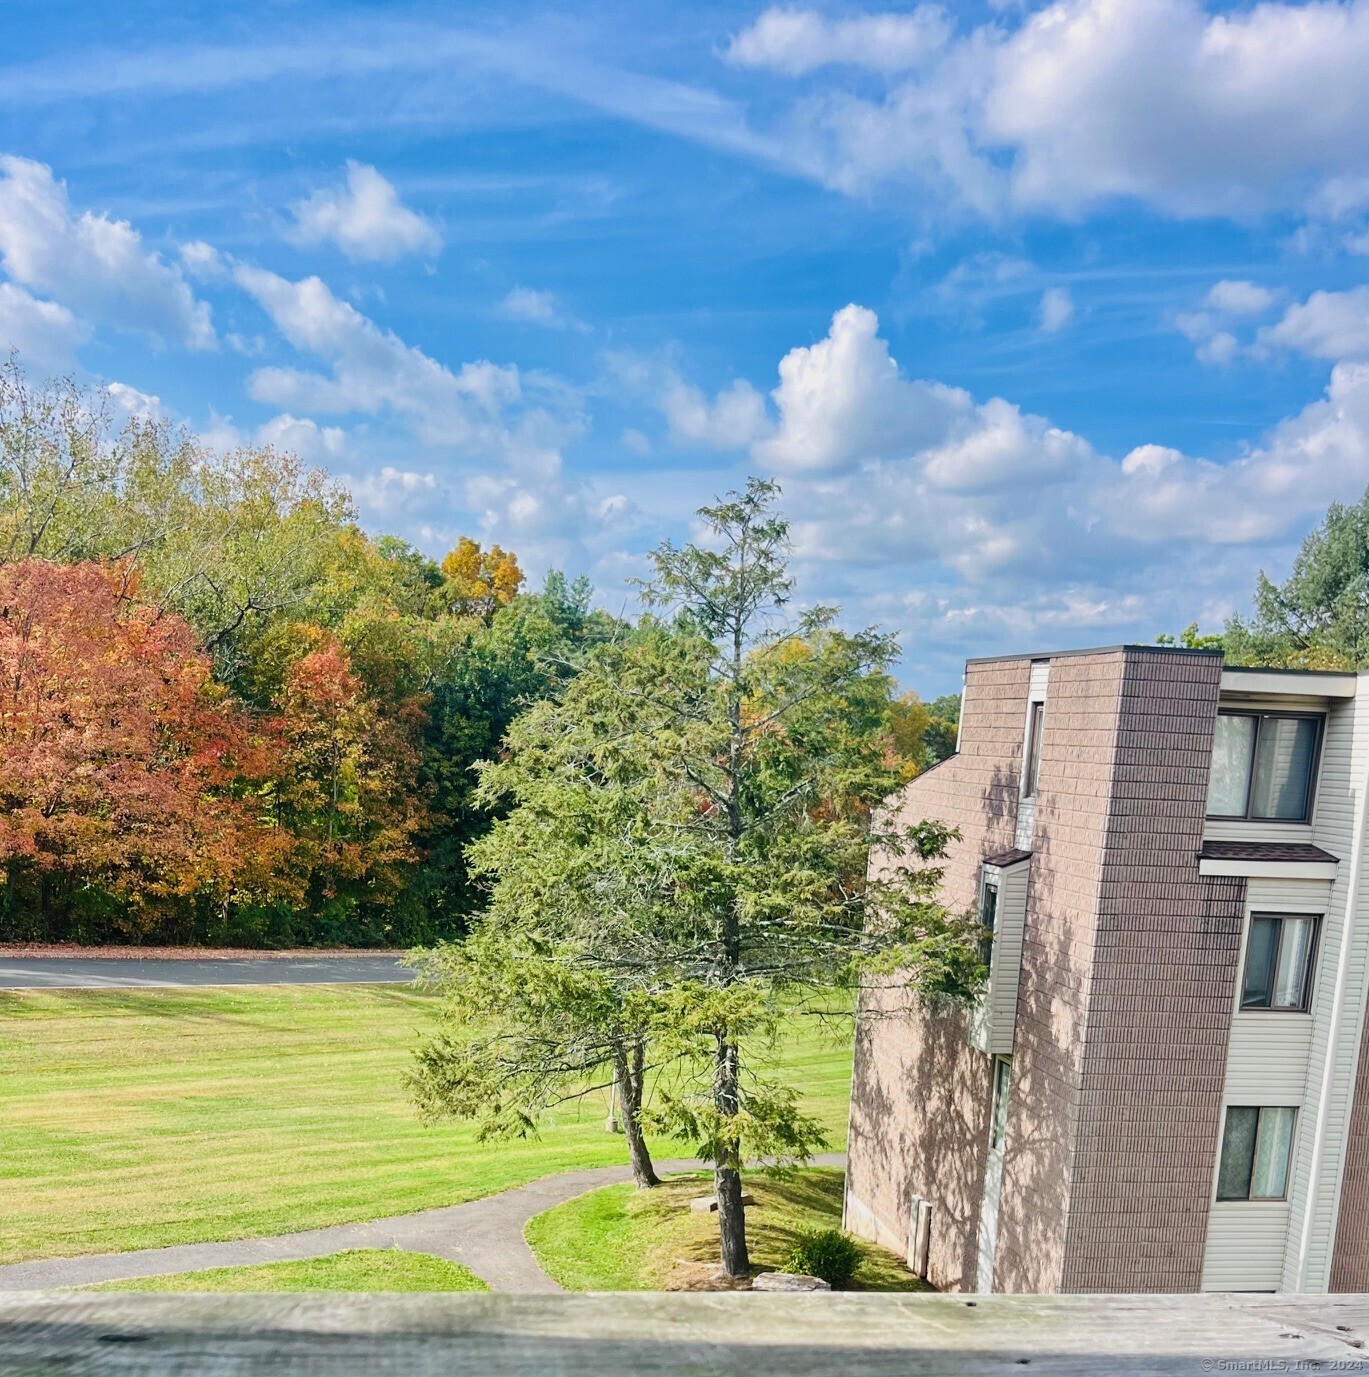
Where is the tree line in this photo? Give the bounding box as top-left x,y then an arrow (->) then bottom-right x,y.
0,363 -> 623,946
0,363 -> 955,948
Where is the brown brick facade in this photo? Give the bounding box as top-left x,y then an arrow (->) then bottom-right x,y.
1330,1001 -> 1369,1290
993,650 -> 1127,1293
1058,649 -> 1242,1293
846,655 -> 1029,1289
847,645 -> 1242,1294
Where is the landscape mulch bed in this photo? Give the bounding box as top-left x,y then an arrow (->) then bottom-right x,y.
0,944 -> 405,960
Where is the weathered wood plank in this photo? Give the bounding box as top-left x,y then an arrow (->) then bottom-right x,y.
2,1292 -> 1368,1376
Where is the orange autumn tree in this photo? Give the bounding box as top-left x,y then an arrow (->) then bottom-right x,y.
271,635 -> 427,930
0,560 -> 280,934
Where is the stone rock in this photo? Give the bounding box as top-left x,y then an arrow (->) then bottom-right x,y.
688,1192 -> 755,1213
751,1272 -> 831,1292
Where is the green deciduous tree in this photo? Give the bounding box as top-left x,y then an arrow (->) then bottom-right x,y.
1224,488 -> 1369,669
923,693 -> 961,764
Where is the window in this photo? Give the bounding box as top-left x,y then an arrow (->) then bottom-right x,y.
989,1056 -> 1011,1151
979,880 -> 998,968
1241,914 -> 1318,1011
1207,711 -> 1321,822
1022,702 -> 1045,799
1216,1106 -> 1297,1201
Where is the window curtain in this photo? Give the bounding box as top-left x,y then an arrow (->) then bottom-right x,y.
1251,717 -> 1317,820
1208,715 -> 1255,815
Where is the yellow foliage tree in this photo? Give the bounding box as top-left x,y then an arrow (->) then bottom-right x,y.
438,537 -> 525,620
886,691 -> 933,782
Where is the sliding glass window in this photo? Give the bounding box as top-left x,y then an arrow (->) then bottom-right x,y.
1216,1106 -> 1297,1201
1241,914 -> 1318,1011
1206,712 -> 1321,822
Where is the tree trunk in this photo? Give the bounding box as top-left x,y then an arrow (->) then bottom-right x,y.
613,1045 -> 660,1188
714,1036 -> 750,1277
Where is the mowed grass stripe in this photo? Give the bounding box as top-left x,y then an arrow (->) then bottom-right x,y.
0,985 -> 853,1264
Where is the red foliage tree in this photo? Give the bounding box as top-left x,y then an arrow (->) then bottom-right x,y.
0,560 -> 279,922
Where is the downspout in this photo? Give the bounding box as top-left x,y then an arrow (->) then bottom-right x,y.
1295,676 -> 1369,1290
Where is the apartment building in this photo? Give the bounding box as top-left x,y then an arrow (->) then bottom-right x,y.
844,644 -> 1369,1294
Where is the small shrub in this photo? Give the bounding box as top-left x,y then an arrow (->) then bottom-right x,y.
782,1228 -> 861,1286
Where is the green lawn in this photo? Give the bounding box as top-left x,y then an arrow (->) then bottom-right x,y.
88,1249 -> 487,1293
525,1168 -> 923,1291
0,986 -> 853,1265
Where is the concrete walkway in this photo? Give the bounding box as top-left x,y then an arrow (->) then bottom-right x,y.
0,956 -> 412,989
0,1156 -> 847,1293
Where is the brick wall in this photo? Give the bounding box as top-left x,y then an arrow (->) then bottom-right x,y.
846,656 -> 1029,1290
1058,648 -> 1242,1293
993,650 -> 1125,1293
848,644 -> 1238,1296
1330,1004 -> 1369,1290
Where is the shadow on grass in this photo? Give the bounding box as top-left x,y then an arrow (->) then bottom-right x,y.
529,1167 -> 925,1293
0,984 -> 435,1026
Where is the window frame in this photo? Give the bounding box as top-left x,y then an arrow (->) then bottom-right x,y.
988,1055 -> 1012,1152
979,877 -> 999,969
1240,912 -> 1320,1014
1215,1105 -> 1298,1203
1206,709 -> 1324,825
1022,701 -> 1045,800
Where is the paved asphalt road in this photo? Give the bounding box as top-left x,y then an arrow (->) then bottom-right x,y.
0,956 -> 413,989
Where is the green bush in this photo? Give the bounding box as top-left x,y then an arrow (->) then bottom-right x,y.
782,1227 -> 861,1286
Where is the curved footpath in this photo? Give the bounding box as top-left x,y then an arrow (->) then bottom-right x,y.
0,1155 -> 847,1294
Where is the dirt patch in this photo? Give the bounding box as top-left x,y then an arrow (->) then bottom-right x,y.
664,1261 -> 754,1292
0,944 -> 404,960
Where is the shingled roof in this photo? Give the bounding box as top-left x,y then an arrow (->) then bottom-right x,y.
1198,840 -> 1339,865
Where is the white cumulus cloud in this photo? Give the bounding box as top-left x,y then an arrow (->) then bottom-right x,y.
1260,286 -> 1369,361
255,412 -> 350,462
663,376 -> 771,450
0,281 -> 89,371
729,0 -> 1369,224
755,303 -> 968,472
644,302 -> 1369,668
0,156 -> 213,348
1205,279 -> 1277,317
287,161 -> 440,263
234,265 -> 516,446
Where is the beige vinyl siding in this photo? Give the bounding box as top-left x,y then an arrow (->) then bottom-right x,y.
969,861 -> 1029,1056
1246,878 -> 1334,912
1224,1017 -> 1314,1102
1202,768 -> 1348,1293
1217,694 -> 1336,714
1203,878 -> 1322,1291
1014,798 -> 1036,853
1027,661 -> 1051,701
1204,1203 -> 1293,1290
1279,686 -> 1369,1291
1204,820 -> 1317,844
1013,662 -> 1050,852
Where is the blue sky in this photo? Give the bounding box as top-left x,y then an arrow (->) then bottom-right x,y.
5,1 -> 1369,691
